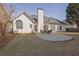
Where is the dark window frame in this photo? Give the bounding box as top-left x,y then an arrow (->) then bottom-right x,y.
60,26 -> 62,30
30,24 -> 32,28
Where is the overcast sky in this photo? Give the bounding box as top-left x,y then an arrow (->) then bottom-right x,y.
5,3 -> 68,20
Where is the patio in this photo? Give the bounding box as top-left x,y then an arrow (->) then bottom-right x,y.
35,33 -> 72,41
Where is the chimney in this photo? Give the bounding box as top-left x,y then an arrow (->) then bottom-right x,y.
37,8 -> 44,33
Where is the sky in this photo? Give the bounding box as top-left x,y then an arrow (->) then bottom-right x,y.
6,3 -> 68,21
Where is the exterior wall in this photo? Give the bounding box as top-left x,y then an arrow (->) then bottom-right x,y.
48,24 -> 51,30
47,24 -> 66,32
48,24 -> 78,32
47,24 -> 57,32
66,24 -> 77,29
48,24 -> 77,32
13,14 -> 34,33
37,9 -> 44,33
72,24 -> 77,28
54,25 -> 57,32
56,25 -> 66,32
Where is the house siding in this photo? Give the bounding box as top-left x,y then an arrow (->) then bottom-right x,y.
13,14 -> 34,33
56,25 -> 66,32
47,24 -> 66,32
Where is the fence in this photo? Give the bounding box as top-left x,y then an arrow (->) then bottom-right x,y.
66,28 -> 79,32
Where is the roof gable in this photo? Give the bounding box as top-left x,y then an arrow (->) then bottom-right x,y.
12,12 -> 36,24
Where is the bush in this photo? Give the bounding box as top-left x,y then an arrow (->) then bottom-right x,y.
40,30 -> 52,33
47,30 -> 52,33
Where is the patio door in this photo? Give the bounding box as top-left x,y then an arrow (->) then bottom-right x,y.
51,26 -> 55,32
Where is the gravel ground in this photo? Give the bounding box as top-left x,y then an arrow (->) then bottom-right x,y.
0,33 -> 79,56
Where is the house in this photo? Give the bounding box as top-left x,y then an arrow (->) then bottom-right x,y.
12,8 -> 75,33
63,20 -> 77,29
47,17 -> 67,32
12,8 -> 45,33
12,12 -> 36,33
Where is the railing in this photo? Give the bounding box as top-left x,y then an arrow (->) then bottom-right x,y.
66,28 -> 79,32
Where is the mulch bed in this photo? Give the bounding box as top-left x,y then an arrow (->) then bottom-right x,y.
0,34 -> 14,49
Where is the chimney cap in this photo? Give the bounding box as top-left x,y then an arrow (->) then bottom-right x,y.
37,8 -> 44,10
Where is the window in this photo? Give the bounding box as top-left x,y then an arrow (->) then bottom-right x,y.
16,20 -> 23,29
60,26 -> 62,30
30,24 -> 32,28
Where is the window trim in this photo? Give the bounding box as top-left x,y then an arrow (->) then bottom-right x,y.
30,24 -> 32,28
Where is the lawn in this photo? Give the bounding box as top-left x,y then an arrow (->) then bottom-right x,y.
0,33 -> 79,56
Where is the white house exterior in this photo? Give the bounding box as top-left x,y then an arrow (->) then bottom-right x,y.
47,24 -> 66,32
13,12 -> 35,33
47,17 -> 67,32
11,8 -> 77,33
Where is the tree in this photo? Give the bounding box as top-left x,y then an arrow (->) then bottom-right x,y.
0,4 -> 14,36
66,3 -> 79,28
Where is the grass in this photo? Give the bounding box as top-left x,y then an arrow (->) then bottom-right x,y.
0,33 -> 79,55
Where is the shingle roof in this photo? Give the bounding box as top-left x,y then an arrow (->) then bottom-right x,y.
47,17 -> 66,25
12,12 -> 67,25
31,15 -> 48,25
31,15 -> 38,22
62,20 -> 70,25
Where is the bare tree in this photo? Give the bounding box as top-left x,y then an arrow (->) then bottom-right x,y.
0,4 -> 14,36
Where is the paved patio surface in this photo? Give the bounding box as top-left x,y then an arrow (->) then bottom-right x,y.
35,33 -> 72,41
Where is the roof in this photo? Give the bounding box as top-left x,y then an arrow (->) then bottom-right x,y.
47,17 -> 66,25
12,12 -> 67,25
31,15 -> 66,25
31,15 -> 48,25
62,20 -> 70,25
31,15 -> 38,22
12,12 -> 36,24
